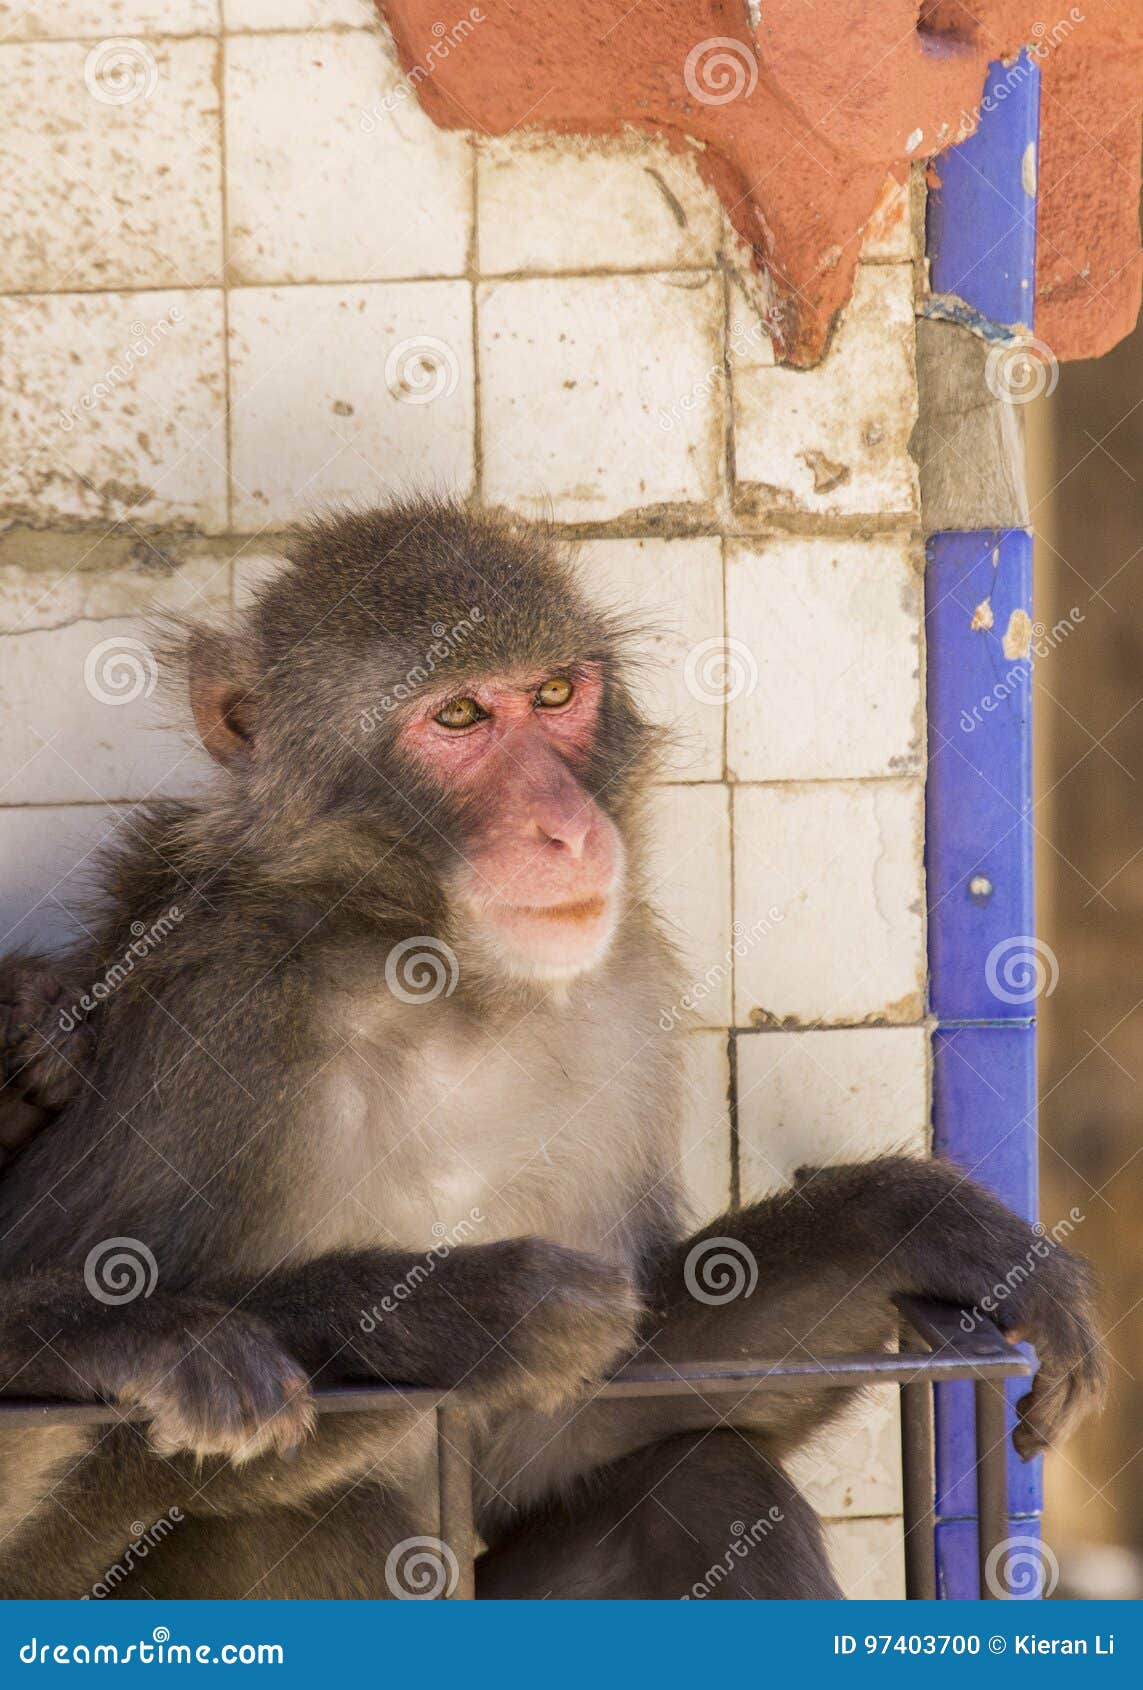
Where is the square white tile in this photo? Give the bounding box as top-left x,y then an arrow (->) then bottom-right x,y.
478,135 -> 720,275
478,273 -> 724,521
227,281 -> 474,528
0,289 -> 228,532
734,266 -> 919,518
726,536 -> 923,781
732,781 -> 925,1026
645,783 -> 733,1029
0,38 -> 222,292
225,29 -> 471,284
576,536 -> 724,781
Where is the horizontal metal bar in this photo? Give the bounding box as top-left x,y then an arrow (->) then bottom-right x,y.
0,1301 -> 1030,1427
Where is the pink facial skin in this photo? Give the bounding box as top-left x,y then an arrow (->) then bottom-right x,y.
398,665 -> 623,977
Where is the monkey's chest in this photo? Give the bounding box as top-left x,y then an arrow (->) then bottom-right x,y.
302,1017 -> 654,1266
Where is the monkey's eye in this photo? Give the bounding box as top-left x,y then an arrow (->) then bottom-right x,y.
535,677 -> 574,709
434,696 -> 484,729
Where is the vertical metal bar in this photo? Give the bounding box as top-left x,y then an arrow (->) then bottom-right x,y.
975,1379 -> 1010,1599
436,1404 -> 477,1600
900,1376 -> 937,1601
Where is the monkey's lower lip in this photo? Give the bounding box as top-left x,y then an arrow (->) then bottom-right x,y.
501,896 -> 608,926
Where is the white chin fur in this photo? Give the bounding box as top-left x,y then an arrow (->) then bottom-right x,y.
478,904 -> 621,984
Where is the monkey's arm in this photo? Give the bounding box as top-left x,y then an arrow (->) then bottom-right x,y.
0,1269 -> 313,1461
213,1239 -> 642,1417
647,1156 -> 1105,1461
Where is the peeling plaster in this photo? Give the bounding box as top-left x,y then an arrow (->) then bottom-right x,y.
1002,606 -> 1034,659
379,0 -> 1142,365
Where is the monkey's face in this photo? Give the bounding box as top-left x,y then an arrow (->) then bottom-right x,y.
398,664 -> 625,981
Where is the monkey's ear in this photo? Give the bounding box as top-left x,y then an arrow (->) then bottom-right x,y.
187,630 -> 259,771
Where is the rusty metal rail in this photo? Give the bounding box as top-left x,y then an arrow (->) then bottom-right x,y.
0,1296 -> 1030,1600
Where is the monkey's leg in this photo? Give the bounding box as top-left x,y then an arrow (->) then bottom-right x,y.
100,1483 -> 416,1600
478,1430 -> 839,1600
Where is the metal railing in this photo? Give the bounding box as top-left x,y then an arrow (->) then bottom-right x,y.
0,1296 -> 1031,1600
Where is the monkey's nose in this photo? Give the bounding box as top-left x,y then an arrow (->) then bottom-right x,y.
533,810 -> 591,857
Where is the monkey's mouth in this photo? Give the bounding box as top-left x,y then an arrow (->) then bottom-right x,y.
502,896 -> 608,926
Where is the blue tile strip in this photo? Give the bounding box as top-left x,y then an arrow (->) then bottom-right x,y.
926,50 -> 1040,337
924,57 -> 1041,1597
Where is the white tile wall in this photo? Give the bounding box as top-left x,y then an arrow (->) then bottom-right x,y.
227,281 -> 475,525
733,781 -> 926,1027
736,1027 -> 929,1199
645,783 -> 733,1029
576,536 -> 724,782
726,536 -> 923,782
477,136 -> 721,276
825,1516 -> 907,1599
0,289 -> 228,531
734,265 -> 920,518
478,273 -> 724,521
0,3 -> 221,37
225,30 -> 471,284
0,3 -> 927,1589
0,38 -> 223,294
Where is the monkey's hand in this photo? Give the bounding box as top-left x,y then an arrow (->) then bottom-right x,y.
99,1302 -> 316,1466
795,1156 -> 1107,1460
451,1239 -> 644,1416
0,955 -> 94,1164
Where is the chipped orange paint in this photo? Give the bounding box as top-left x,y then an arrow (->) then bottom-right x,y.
378,0 -> 1141,367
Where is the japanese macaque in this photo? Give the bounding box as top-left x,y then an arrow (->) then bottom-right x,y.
0,501 -> 1104,1599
